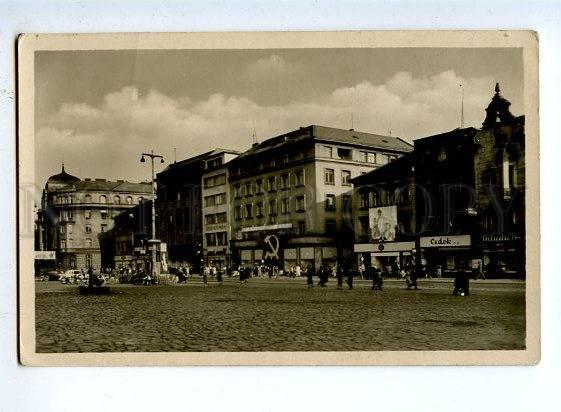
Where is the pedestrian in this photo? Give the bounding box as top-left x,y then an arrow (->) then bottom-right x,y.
391,260 -> 400,280
407,267 -> 418,290
436,265 -> 442,278
212,265 -> 217,279
295,264 -> 302,278
306,264 -> 314,288
346,268 -> 354,290
371,264 -> 383,291
336,265 -> 344,290
217,266 -> 223,284
453,264 -> 470,296
203,265 -> 209,285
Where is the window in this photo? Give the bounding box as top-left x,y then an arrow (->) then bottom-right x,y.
216,232 -> 227,246
67,196 -> 73,204
85,239 -> 92,248
85,194 -> 92,203
68,224 -> 73,234
114,195 -> 121,204
245,204 -> 253,219
359,151 -> 368,162
60,225 -> 65,234
62,211 -> 69,221
234,206 -> 242,220
297,221 -> 306,235
205,157 -> 223,169
337,148 -> 352,160
378,154 -> 389,165
206,233 -> 217,246
138,196 -> 143,204
296,195 -> 305,212
100,210 -> 108,220
84,210 -> 92,219
367,152 -> 376,164
370,191 -> 379,207
68,210 -> 73,220
60,239 -> 66,249
256,202 -> 264,217
268,176 -> 277,192
203,173 -> 227,188
204,193 -> 226,207
99,195 -> 107,204
101,224 -> 107,233
296,169 -> 305,186
342,195 -> 352,213
245,181 -> 253,196
269,199 -> 277,216
281,198 -> 290,214
281,173 -> 290,189
283,154 -> 290,164
127,196 -> 133,204
85,254 -> 92,267
256,179 -> 264,194
326,194 -> 336,211
360,191 -> 369,209
325,219 -> 336,234
67,239 -> 73,248
324,168 -> 335,185
85,225 -> 92,233
205,212 -> 227,225
322,145 -> 333,158
341,170 -> 351,186
234,184 -> 242,198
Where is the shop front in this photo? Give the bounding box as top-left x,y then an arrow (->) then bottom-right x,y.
419,235 -> 472,277
354,241 -> 415,273
479,233 -> 525,278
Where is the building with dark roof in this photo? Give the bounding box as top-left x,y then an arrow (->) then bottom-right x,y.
349,85 -> 525,278
227,124 -> 412,271
37,165 -> 153,270
156,148 -> 239,270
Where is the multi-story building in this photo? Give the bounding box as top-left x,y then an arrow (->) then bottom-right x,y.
38,165 -> 152,270
350,84 -> 525,278
157,148 -> 238,270
201,150 -> 239,268
227,125 -> 413,271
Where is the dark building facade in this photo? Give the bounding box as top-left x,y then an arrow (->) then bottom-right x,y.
350,85 -> 525,278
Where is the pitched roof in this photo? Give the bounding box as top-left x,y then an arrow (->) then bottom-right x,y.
351,153 -> 414,186
233,125 -> 412,162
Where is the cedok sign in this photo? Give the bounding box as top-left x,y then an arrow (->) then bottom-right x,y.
420,235 -> 471,248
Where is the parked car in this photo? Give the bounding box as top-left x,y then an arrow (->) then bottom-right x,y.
60,269 -> 83,283
47,270 -> 63,281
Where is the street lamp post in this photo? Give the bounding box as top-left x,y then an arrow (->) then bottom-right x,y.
140,150 -> 164,280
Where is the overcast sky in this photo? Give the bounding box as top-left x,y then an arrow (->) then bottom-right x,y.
35,48 -> 523,186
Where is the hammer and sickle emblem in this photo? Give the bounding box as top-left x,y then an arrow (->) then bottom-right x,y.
264,234 -> 280,260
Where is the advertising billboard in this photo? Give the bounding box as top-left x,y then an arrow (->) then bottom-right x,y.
368,206 -> 398,242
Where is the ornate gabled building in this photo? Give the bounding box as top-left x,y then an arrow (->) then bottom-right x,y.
37,165 -> 153,270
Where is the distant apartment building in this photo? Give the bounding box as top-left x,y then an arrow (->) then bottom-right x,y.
37,165 -> 152,270
201,150 -> 239,268
156,149 -> 238,270
227,125 -> 413,271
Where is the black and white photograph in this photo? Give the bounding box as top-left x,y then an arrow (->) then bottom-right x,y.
17,31 -> 539,366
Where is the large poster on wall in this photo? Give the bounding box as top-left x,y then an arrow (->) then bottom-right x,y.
369,206 -> 398,242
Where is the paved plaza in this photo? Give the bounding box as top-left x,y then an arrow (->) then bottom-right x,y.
35,278 -> 526,353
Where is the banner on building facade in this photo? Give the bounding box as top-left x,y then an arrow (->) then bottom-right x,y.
368,206 -> 398,242
34,251 -> 56,260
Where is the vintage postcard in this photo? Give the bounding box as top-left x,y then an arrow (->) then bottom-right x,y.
18,31 -> 539,366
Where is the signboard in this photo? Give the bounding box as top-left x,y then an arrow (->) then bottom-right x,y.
34,251 -> 56,260
482,234 -> 521,243
420,235 -> 471,248
354,241 -> 414,253
369,206 -> 398,242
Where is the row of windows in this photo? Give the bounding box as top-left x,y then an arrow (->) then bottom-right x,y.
61,209 -> 121,221
204,193 -> 226,207
359,188 -> 411,209
205,231 -> 228,247
321,145 -> 399,164
234,170 -> 306,197
204,212 -> 227,225
56,194 -> 144,205
324,168 -> 352,186
232,153 -> 307,176
60,238 -> 95,249
203,173 -> 227,189
234,195 -> 306,220
60,223 -> 108,235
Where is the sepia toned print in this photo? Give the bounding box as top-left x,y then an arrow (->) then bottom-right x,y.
18,31 -> 539,366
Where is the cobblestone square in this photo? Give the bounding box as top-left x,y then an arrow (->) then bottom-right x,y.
35,278 -> 525,352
